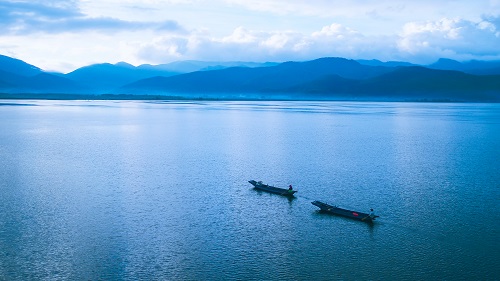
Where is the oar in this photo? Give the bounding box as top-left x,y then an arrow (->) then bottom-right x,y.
362,209 -> 377,221
279,188 -> 296,196
362,214 -> 378,221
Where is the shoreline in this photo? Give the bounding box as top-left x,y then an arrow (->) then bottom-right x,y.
0,93 -> 496,103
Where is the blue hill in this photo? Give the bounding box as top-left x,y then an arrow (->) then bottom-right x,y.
1,53 -> 500,101
0,54 -> 42,76
65,62 -> 180,92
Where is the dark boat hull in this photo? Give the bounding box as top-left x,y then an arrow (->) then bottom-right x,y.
248,180 -> 297,197
311,201 -> 378,222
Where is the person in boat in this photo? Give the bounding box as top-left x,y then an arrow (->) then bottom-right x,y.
288,184 -> 293,192
369,209 -> 376,219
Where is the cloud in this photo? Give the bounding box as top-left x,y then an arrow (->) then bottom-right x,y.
0,0 -> 83,19
398,17 -> 500,61
0,0 -> 184,34
224,0 -> 499,20
138,36 -> 190,61
312,24 -> 356,37
136,16 -> 500,64
136,24 -> 394,63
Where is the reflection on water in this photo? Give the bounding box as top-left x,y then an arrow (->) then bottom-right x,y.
0,100 -> 499,280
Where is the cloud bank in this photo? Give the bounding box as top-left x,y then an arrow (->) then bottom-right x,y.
1,0 -> 499,71
138,16 -> 500,64
0,0 -> 183,34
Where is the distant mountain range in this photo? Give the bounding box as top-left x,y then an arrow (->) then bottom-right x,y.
1,54 -> 500,102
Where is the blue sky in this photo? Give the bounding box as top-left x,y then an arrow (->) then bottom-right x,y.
1,0 -> 499,72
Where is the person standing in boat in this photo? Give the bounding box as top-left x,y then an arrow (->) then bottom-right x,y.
288,185 -> 293,193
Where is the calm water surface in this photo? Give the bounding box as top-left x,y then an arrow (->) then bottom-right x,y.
0,100 -> 499,280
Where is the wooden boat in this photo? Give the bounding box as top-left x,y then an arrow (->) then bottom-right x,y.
248,180 -> 297,197
311,201 -> 378,222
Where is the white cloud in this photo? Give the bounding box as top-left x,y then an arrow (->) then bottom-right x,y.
312,23 -> 360,39
398,17 -> 500,61
224,0 -> 499,22
137,36 -> 189,62
0,0 -> 184,34
135,16 -> 500,66
136,23 -> 390,63
261,33 -> 290,49
221,27 -> 257,43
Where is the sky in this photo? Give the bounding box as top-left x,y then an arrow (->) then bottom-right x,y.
1,0 -> 499,73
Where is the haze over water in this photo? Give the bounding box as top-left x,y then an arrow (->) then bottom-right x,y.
1,100 -> 499,280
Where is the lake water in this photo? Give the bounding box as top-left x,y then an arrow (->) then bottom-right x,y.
0,100 -> 499,280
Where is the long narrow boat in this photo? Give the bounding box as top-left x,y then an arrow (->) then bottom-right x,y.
248,180 -> 297,197
311,201 -> 378,222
